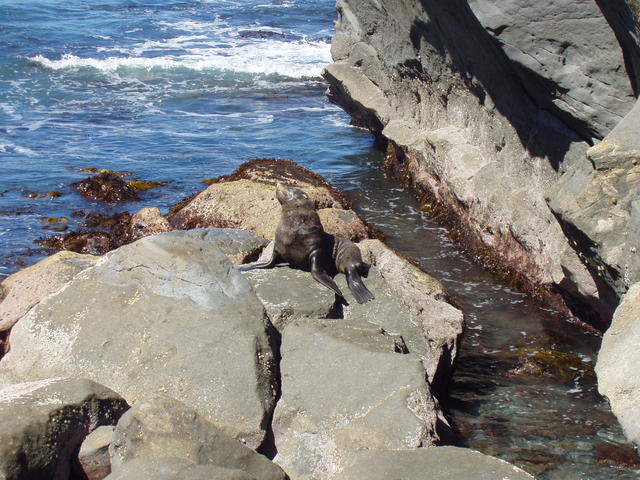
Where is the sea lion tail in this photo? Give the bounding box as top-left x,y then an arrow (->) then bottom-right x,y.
346,269 -> 375,304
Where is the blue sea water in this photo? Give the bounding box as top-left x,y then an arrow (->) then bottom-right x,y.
0,0 -> 373,276
1,2 -> 639,479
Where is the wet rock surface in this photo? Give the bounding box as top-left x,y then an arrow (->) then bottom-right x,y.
0,378 -> 128,480
72,172 -> 142,203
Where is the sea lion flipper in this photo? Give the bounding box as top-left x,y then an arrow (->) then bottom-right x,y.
310,251 -> 345,298
239,250 -> 281,272
346,267 -> 375,304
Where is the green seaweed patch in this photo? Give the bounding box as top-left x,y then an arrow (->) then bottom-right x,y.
201,178 -> 218,185
505,348 -> 593,383
40,216 -> 69,224
76,167 -> 131,178
127,180 -> 170,192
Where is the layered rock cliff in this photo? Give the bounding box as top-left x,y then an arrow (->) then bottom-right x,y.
323,0 -> 640,328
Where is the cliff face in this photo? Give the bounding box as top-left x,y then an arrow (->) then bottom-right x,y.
323,0 -> 639,327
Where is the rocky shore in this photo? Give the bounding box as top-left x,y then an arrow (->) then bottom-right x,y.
0,160 -> 538,479
321,0 -> 640,451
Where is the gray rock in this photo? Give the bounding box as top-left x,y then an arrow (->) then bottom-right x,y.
272,320 -> 443,479
0,250 -> 98,352
0,378 -> 128,480
595,282 -> 640,448
0,230 -> 278,449
244,266 -> 338,331
547,98 -> 640,301
323,0 -> 637,326
77,426 -> 115,480
105,458 -> 254,480
109,395 -> 288,480
468,0 -> 633,140
340,447 -> 535,480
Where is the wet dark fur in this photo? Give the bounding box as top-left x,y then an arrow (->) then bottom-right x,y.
240,184 -> 374,304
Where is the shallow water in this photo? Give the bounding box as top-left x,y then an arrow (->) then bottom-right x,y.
1,2 -> 639,478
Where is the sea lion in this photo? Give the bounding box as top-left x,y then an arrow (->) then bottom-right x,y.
240,183 -> 374,304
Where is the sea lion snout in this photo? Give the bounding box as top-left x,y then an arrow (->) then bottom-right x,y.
275,183 -> 310,205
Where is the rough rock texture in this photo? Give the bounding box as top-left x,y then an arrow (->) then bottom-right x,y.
242,239 -> 463,479
0,251 -> 97,356
323,0 -> 638,327
595,282 -> 640,448
595,0 -> 640,96
272,320 -> 443,479
105,458 -> 255,480
0,230 -> 278,449
129,207 -> 171,241
0,378 -> 128,480
547,98 -> 640,298
109,395 -> 288,480
77,426 -> 115,480
167,159 -> 367,242
340,447 -> 535,480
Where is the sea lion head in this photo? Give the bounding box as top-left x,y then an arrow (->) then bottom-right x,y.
275,183 -> 312,206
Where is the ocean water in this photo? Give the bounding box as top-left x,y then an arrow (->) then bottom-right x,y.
0,0 -> 370,276
1,2 -> 639,479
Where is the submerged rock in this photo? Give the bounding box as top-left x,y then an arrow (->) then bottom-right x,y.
596,281 -> 640,448
72,172 -> 141,202
0,378 -> 128,480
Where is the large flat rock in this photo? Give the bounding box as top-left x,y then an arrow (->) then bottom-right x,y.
272,320 -> 442,480
0,230 -> 278,449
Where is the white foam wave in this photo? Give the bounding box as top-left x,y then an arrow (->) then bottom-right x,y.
30,35 -> 330,79
0,143 -> 37,157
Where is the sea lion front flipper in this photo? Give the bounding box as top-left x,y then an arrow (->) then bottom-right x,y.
346,267 -> 375,304
310,251 -> 345,299
239,250 -> 281,272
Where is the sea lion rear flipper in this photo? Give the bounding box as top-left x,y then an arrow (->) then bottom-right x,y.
346,268 -> 375,304
239,250 -> 281,272
310,252 -> 345,299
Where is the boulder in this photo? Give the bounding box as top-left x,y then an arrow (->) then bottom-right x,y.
339,447 -> 535,479
167,159 -> 366,242
241,240 -> 463,479
77,426 -> 115,480
0,250 -> 97,355
0,230 -> 279,449
105,458 -> 255,480
272,319 -> 443,479
547,98 -> 640,299
0,377 -> 128,480
109,395 -> 288,480
595,282 -> 640,448
323,0 -> 637,326
129,207 -> 171,241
